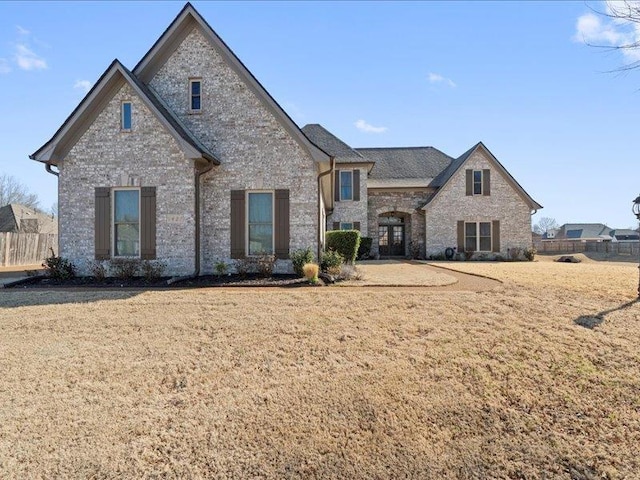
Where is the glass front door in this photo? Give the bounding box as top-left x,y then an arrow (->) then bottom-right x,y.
378,225 -> 405,256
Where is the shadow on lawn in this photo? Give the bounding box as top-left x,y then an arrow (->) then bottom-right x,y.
574,298 -> 639,329
0,289 -> 144,308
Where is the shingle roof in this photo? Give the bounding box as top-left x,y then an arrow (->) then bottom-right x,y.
355,147 -> 453,179
0,204 -> 58,234
430,143 -> 477,187
301,124 -> 368,163
559,223 -> 612,239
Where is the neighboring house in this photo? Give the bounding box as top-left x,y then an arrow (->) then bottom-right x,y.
0,204 -> 58,234
551,223 -> 613,243
30,3 -> 541,275
302,124 -> 541,259
609,229 -> 639,242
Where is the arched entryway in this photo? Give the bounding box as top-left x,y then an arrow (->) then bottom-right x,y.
377,212 -> 409,257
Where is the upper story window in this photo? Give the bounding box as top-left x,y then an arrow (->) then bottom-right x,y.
113,189 -> 140,257
473,170 -> 483,195
189,79 -> 202,112
121,102 -> 132,131
247,191 -> 273,255
340,170 -> 353,201
340,222 -> 353,230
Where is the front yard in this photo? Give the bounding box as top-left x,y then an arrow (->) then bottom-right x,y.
0,259 -> 639,478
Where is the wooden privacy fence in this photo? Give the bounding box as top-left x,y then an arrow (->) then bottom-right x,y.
0,233 -> 58,267
534,240 -> 639,256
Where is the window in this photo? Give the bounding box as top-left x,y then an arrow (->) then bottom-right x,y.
473,170 -> 483,195
340,170 -> 353,201
189,79 -> 201,112
465,221 -> 491,252
113,189 -> 140,257
247,192 -> 273,255
121,102 -> 132,130
340,222 -> 353,230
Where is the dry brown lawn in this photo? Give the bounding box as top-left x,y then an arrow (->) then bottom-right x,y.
1,258 -> 639,479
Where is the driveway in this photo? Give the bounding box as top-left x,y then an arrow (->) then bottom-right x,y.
343,260 -> 500,291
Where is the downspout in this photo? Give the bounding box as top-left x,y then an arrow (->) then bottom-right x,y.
45,163 -> 59,177
317,156 -> 335,260
193,157 -> 215,276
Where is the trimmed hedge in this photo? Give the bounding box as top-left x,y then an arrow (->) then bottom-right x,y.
357,237 -> 373,260
326,230 -> 361,264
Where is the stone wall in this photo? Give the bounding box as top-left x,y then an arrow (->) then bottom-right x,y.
366,189 -> 433,258
424,148 -> 533,257
327,165 -> 369,234
60,81 -> 197,276
149,27 -> 319,273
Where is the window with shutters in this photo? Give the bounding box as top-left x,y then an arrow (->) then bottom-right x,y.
340,222 -> 353,230
113,189 -> 140,257
247,191 -> 273,255
464,221 -> 492,252
473,170 -> 483,195
189,78 -> 202,113
339,170 -> 353,201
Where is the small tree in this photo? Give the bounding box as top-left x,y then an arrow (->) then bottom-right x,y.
533,217 -> 558,235
0,174 -> 40,210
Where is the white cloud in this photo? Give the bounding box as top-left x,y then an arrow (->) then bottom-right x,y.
355,119 -> 387,134
574,6 -> 640,62
428,72 -> 456,87
14,43 -> 47,70
16,25 -> 30,35
0,59 -> 10,74
74,79 -> 92,93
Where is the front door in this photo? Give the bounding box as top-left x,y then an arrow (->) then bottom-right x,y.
378,224 -> 405,256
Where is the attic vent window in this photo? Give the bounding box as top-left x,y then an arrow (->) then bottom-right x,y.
121,102 -> 132,131
189,79 -> 201,112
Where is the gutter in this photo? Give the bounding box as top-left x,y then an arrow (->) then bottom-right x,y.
317,157 -> 335,260
193,157 -> 216,277
45,163 -> 59,177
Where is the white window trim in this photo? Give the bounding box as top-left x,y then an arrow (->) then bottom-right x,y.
339,169 -> 354,201
112,187 -> 141,258
340,222 -> 354,230
189,78 -> 202,114
464,221 -> 492,252
245,190 -> 275,256
121,101 -> 132,132
472,170 -> 483,196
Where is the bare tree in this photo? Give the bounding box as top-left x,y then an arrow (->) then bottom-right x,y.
584,1 -> 640,71
0,174 -> 40,210
50,202 -> 58,217
533,217 -> 559,235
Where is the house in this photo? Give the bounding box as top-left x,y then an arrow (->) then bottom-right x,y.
551,223 -> 613,243
0,204 -> 58,234
301,125 -> 541,259
30,3 -> 540,276
609,229 -> 639,242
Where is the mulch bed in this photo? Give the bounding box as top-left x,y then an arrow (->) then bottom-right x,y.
7,274 -> 315,289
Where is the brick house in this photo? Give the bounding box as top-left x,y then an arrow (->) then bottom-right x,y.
30,3 -> 541,276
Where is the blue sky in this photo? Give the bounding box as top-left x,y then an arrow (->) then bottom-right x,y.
1,1 -> 639,229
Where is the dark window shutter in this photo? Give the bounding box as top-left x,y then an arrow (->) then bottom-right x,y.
334,171 -> 340,202
492,220 -> 500,252
353,169 -> 360,201
483,169 -> 491,196
465,170 -> 473,196
140,187 -> 156,260
457,220 -> 465,252
274,189 -> 290,259
354,221 -> 361,231
95,187 -> 111,260
332,222 -> 340,231
230,190 -> 246,259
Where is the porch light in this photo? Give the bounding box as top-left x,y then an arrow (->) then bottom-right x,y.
633,195 -> 640,298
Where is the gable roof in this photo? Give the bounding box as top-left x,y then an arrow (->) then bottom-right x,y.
30,60 -> 219,165
301,124 -> 368,164
558,223 -> 612,240
424,142 -> 542,210
0,204 -> 57,234
133,3 -> 329,165
356,147 -> 453,180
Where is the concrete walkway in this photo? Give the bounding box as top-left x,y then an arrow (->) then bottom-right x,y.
342,260 -> 501,291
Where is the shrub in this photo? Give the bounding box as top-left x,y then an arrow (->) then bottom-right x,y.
141,260 -> 166,281
357,237 -> 373,260
214,260 -> 229,276
509,247 -> 523,261
42,248 -> 76,279
88,260 -> 107,281
291,247 -> 315,277
320,249 -> 344,273
464,249 -> 475,261
110,258 -> 140,279
302,263 -> 319,284
524,247 -> 537,262
409,241 -> 422,260
235,258 -> 250,278
428,252 -> 446,261
326,230 -> 360,264
256,253 -> 276,278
